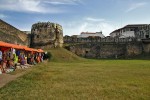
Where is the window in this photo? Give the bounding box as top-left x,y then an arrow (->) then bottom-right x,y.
39,29 -> 41,32
130,28 -> 134,31
37,35 -> 39,38
123,29 -> 125,32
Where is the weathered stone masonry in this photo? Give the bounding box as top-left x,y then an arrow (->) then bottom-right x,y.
65,40 -> 150,59
0,19 -> 150,59
0,19 -> 28,46
0,20 -> 64,48
30,22 -> 63,49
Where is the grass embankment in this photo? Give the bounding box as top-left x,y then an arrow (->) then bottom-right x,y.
0,48 -> 150,100
46,48 -> 84,62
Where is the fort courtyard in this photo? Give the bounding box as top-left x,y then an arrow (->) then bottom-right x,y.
0,0 -> 150,99
0,48 -> 150,100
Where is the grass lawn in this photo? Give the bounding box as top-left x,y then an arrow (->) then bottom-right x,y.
0,49 -> 150,100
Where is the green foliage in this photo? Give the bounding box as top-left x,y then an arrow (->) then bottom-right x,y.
47,52 -> 52,59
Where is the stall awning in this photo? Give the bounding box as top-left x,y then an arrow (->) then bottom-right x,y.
0,41 -> 44,53
38,49 -> 44,53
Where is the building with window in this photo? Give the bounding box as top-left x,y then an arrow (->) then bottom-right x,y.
77,31 -> 105,38
110,24 -> 148,39
136,24 -> 150,39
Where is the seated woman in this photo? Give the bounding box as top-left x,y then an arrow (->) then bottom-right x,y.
7,60 -> 15,70
19,53 -> 26,65
4,60 -> 15,73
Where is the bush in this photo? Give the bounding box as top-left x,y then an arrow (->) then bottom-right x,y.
43,52 -> 52,60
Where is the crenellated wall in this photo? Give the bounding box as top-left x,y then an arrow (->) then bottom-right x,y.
64,36 -> 138,43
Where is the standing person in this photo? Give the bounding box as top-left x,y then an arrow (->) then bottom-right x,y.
27,52 -> 31,64
0,62 -> 2,74
31,53 -> 36,65
40,53 -> 44,62
2,52 -> 7,73
0,50 -> 2,62
0,51 -> 2,74
13,53 -> 18,68
0,50 -> 3,74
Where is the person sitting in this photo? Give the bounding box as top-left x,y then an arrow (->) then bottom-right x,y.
7,60 -> 15,69
5,60 -> 15,73
19,53 -> 26,65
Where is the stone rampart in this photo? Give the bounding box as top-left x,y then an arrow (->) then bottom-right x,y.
65,41 -> 148,59
0,19 -> 28,46
64,36 -> 139,43
31,22 -> 63,49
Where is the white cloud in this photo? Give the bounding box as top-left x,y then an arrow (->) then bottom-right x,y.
0,0 -> 49,13
44,0 -> 82,5
44,1 -> 70,5
85,17 -> 105,22
0,0 -> 83,13
62,19 -> 116,36
126,2 -> 147,13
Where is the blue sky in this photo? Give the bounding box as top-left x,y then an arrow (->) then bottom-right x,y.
0,0 -> 149,36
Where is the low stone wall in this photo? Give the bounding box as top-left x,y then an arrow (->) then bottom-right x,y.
65,42 -> 146,59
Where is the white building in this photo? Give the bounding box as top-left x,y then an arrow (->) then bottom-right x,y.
23,31 -> 31,34
77,31 -> 105,38
137,24 -> 150,39
110,24 -> 147,38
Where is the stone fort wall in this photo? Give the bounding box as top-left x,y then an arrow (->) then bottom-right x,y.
64,36 -> 150,59
65,41 -> 150,59
64,36 -> 140,43
0,19 -> 29,46
30,22 -> 63,49
0,20 -> 64,49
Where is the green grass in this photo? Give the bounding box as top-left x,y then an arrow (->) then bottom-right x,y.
0,48 -> 150,100
46,48 -> 84,62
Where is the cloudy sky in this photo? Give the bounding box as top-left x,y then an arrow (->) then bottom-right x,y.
0,0 -> 149,36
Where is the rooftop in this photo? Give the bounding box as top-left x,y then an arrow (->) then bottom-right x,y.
110,24 -> 148,35
81,32 -> 96,34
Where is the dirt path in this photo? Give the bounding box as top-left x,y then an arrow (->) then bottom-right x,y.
0,69 -> 30,88
0,61 -> 48,88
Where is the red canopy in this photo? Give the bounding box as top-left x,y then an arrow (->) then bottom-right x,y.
0,41 -> 44,53
0,41 -> 12,48
38,49 -> 44,53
